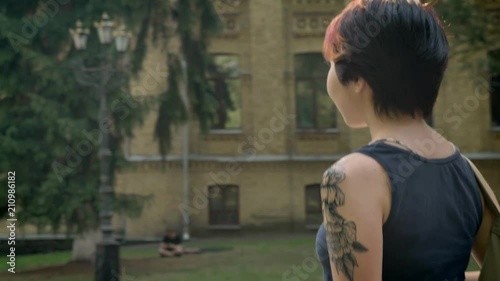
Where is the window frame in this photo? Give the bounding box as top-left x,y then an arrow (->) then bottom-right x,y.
488,49 -> 500,130
490,73 -> 500,130
304,184 -> 322,227
207,53 -> 242,132
294,53 -> 337,132
208,184 -> 240,227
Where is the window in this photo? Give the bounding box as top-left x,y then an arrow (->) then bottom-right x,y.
208,55 -> 241,130
295,53 -> 337,130
488,50 -> 500,128
305,184 -> 322,226
208,185 -> 239,225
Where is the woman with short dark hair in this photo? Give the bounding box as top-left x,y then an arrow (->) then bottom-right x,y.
315,1 -> 494,281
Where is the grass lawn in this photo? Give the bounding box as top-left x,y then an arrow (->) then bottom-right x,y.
0,235 -> 480,281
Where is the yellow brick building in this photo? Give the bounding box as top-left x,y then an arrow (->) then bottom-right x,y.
115,0 -> 500,239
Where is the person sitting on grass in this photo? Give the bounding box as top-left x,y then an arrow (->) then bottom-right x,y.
158,230 -> 202,257
158,230 -> 183,257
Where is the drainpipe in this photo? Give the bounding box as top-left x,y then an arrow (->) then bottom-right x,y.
283,3 -> 296,232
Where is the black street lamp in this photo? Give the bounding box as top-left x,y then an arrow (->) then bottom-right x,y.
69,12 -> 131,281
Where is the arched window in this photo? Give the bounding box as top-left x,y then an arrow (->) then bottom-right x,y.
208,184 -> 239,225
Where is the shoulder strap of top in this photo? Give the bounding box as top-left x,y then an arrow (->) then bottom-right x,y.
355,143 -> 401,187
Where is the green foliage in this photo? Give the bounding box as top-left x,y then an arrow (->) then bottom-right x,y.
207,55 -> 241,129
154,0 -> 223,160
437,0 -> 489,46
154,54 -> 187,158
0,0 -> 167,233
436,0 -> 499,73
0,0 -> 224,234
113,193 -> 154,218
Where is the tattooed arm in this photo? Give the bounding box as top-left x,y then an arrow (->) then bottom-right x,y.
321,154 -> 390,281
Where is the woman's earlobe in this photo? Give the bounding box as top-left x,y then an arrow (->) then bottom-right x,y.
354,78 -> 364,94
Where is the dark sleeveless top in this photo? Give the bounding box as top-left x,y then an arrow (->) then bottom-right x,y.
315,142 -> 483,281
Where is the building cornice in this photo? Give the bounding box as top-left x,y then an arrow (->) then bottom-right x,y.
125,152 -> 500,162
126,154 -> 345,162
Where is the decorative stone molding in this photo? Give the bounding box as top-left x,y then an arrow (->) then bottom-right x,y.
190,162 -> 218,169
292,12 -> 334,37
219,13 -> 241,38
213,0 -> 243,14
292,162 -> 334,171
213,0 -> 244,38
202,132 -> 244,142
296,129 -> 340,141
127,161 -> 182,172
297,135 -> 339,141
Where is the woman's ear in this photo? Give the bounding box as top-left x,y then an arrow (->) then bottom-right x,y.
352,76 -> 367,95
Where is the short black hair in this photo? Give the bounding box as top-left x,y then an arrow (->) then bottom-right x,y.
323,0 -> 449,119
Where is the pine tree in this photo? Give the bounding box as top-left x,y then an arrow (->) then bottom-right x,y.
154,0 -> 223,158
0,0 -> 222,261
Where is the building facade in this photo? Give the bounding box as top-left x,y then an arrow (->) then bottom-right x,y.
115,0 -> 500,239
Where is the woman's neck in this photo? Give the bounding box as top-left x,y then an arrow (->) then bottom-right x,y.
367,115 -> 431,143
365,114 -> 454,158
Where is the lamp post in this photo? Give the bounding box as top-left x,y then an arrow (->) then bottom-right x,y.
69,13 -> 131,281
